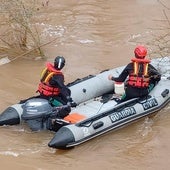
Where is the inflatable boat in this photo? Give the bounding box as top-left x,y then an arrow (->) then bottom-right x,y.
0,57 -> 170,149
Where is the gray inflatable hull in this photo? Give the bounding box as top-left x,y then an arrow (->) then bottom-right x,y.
48,57 -> 170,149
1,57 -> 170,150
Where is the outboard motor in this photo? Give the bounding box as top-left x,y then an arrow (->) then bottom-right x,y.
21,98 -> 53,131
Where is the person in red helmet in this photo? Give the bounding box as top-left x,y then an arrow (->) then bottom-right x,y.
108,45 -> 161,102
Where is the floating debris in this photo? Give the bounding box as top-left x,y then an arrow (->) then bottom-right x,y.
0,57 -> 11,65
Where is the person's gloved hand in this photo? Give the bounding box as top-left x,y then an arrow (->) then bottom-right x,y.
66,96 -> 72,102
70,101 -> 77,107
108,74 -> 115,81
66,96 -> 77,107
67,101 -> 77,107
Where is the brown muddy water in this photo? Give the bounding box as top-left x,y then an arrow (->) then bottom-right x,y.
0,0 -> 170,170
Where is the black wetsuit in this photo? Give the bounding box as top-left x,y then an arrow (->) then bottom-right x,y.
112,62 -> 161,101
40,73 -> 71,105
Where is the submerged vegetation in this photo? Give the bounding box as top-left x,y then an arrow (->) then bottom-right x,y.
150,2 -> 170,58
129,0 -> 170,59
0,0 -> 170,63
147,2 -> 170,59
0,0 -> 47,62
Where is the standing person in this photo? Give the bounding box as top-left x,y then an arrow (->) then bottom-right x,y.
37,56 -> 76,108
108,45 -> 161,102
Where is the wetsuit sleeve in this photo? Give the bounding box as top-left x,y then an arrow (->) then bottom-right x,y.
148,64 -> 161,85
50,74 -> 65,88
148,64 -> 161,76
112,63 -> 132,82
50,74 -> 71,99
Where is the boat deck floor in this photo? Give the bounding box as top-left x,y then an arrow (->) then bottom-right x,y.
70,94 -> 119,118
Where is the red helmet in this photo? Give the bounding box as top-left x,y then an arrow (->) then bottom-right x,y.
134,45 -> 147,59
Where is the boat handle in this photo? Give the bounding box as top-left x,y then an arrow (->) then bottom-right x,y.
161,89 -> 169,98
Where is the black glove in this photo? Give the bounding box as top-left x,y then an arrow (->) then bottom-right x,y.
150,75 -> 161,85
66,96 -> 77,107
111,76 -> 115,81
67,101 -> 77,107
70,101 -> 77,107
51,105 -> 71,119
67,96 -> 73,102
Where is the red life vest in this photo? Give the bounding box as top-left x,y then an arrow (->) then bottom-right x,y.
37,62 -> 64,96
127,58 -> 150,88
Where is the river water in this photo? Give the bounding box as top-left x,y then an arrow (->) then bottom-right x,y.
0,0 -> 170,170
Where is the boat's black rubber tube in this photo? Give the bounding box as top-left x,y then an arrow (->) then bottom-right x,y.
0,107 -> 20,126
48,127 -> 75,149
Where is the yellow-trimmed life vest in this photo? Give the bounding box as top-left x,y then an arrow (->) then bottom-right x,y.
127,58 -> 150,88
37,62 -> 64,96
